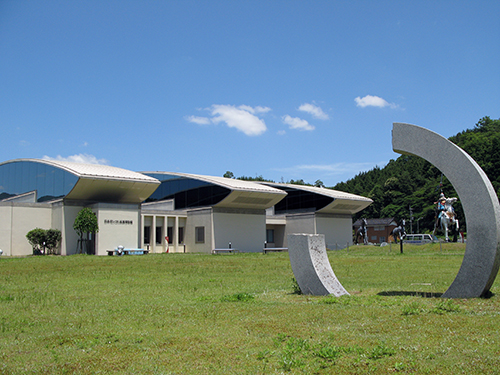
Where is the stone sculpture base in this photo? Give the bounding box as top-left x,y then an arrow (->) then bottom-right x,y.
288,234 -> 349,296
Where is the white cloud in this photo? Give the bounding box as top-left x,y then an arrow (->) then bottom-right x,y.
295,163 -> 375,174
237,105 -> 271,114
254,106 -> 272,114
42,154 -> 109,165
298,103 -> 329,120
282,115 -> 315,131
210,105 -> 268,136
275,161 -> 387,177
185,115 -> 211,125
211,105 -> 267,136
187,104 -> 268,136
355,95 -> 397,109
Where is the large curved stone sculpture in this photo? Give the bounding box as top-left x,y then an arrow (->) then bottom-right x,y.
392,123 -> 500,298
288,234 -> 349,296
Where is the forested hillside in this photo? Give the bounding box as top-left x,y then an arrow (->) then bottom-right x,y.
333,116 -> 500,233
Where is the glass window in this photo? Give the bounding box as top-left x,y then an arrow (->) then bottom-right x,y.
0,161 -> 79,202
195,226 -> 205,243
144,227 -> 151,244
178,227 -> 184,244
266,229 -> 274,243
273,186 -> 333,213
143,174 -> 231,208
156,226 -> 163,244
167,227 -> 173,244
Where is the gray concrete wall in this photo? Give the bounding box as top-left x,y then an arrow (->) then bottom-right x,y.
284,212 -> 316,247
0,203 -> 52,256
213,209 -> 266,252
316,214 -> 352,250
94,203 -> 142,256
185,208 -> 214,253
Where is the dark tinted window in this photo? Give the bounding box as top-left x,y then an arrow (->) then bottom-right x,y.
273,186 -> 333,213
144,174 -> 231,209
0,161 -> 79,202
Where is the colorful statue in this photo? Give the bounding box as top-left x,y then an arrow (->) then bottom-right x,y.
434,194 -> 459,242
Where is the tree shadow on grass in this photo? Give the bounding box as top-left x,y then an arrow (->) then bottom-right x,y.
378,290 -> 496,299
377,291 -> 443,298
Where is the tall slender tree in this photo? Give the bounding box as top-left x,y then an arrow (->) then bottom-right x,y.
73,207 -> 99,254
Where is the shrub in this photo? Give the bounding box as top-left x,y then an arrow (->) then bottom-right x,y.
45,229 -> 62,255
26,228 -> 62,255
26,228 -> 46,255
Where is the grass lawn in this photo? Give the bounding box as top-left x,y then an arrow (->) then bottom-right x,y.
1,243 -> 499,374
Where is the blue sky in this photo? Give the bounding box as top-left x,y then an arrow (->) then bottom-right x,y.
1,1 -> 499,187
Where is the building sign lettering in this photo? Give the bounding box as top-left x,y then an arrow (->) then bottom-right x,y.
104,219 -> 133,225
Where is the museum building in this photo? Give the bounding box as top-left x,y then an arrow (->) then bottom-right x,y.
0,159 -> 372,256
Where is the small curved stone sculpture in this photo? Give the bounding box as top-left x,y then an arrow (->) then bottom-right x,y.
392,122 -> 500,298
288,234 -> 349,296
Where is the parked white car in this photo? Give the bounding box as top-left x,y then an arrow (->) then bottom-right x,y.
404,234 -> 438,244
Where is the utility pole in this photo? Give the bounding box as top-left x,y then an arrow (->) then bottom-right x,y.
416,217 -> 423,233
409,205 -> 414,234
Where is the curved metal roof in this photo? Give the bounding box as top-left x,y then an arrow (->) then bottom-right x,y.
0,159 -> 160,204
142,171 -> 287,210
261,182 -> 373,215
38,159 -> 158,182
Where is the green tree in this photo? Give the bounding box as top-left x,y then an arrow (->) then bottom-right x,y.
333,116 -> 499,234
223,171 -> 234,179
73,208 -> 99,254
314,179 -> 324,188
238,174 -> 274,182
289,179 -> 306,185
